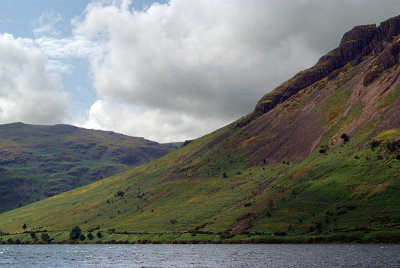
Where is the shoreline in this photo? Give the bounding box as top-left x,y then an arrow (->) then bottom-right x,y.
1,232 -> 399,245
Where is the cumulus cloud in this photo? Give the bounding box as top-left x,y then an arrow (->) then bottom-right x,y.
74,0 -> 317,121
78,99 -> 226,142
0,33 -> 68,124
69,0 -> 400,142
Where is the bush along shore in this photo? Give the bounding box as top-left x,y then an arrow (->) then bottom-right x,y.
1,227 -> 400,244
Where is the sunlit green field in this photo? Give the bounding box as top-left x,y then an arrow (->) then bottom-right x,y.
0,126 -> 399,244
0,123 -> 178,212
1,61 -> 399,244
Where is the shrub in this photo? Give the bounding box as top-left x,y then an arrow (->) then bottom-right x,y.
340,133 -> 349,143
116,191 -> 125,197
79,234 -> 86,241
96,231 -> 103,238
30,232 -> 36,239
315,222 -> 323,231
319,145 -> 328,154
370,140 -> 380,150
41,233 -> 51,242
22,224 -> 27,230
273,232 -> 287,236
170,219 -> 178,224
387,141 -> 400,152
87,233 -> 94,240
223,172 -> 228,178
70,226 -> 82,240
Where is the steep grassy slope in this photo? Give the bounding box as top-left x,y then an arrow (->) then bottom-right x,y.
0,17 -> 400,244
0,123 -> 180,212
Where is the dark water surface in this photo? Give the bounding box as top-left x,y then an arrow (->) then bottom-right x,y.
0,244 -> 399,267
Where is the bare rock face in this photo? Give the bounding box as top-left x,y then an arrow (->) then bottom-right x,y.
363,39 -> 400,85
339,24 -> 380,61
232,17 -> 400,165
377,40 -> 400,69
248,15 -> 400,125
340,24 -> 378,45
378,15 -> 400,41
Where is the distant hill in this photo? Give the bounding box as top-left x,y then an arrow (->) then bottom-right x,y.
0,16 -> 400,244
0,123 -> 180,212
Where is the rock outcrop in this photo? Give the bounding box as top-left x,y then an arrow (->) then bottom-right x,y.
241,15 -> 400,127
378,15 -> 400,41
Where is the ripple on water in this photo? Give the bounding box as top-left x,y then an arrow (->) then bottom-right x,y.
0,244 -> 399,268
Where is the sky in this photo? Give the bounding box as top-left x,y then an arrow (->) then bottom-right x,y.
0,0 -> 400,142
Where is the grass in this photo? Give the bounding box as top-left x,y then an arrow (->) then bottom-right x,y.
1,42 -> 400,244
0,123 -> 179,212
380,83 -> 400,109
374,129 -> 400,143
0,128 -> 398,244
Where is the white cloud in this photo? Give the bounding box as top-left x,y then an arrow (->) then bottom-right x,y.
71,0 -> 320,141
30,35 -> 106,73
75,0 -> 311,119
70,0 -> 400,142
32,12 -> 63,37
32,35 -> 105,59
11,0 -> 400,142
0,33 -> 68,124
78,99 -> 225,142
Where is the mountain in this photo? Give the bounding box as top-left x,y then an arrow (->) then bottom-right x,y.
0,123 -> 180,212
1,16 -> 400,244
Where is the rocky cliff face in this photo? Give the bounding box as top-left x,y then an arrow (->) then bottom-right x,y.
248,16 -> 400,122
219,16 -> 400,166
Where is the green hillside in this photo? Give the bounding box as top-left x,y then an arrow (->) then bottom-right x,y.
0,123 -> 180,212
0,16 -> 400,244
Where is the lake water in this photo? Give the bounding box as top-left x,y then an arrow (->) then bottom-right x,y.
0,244 -> 399,267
